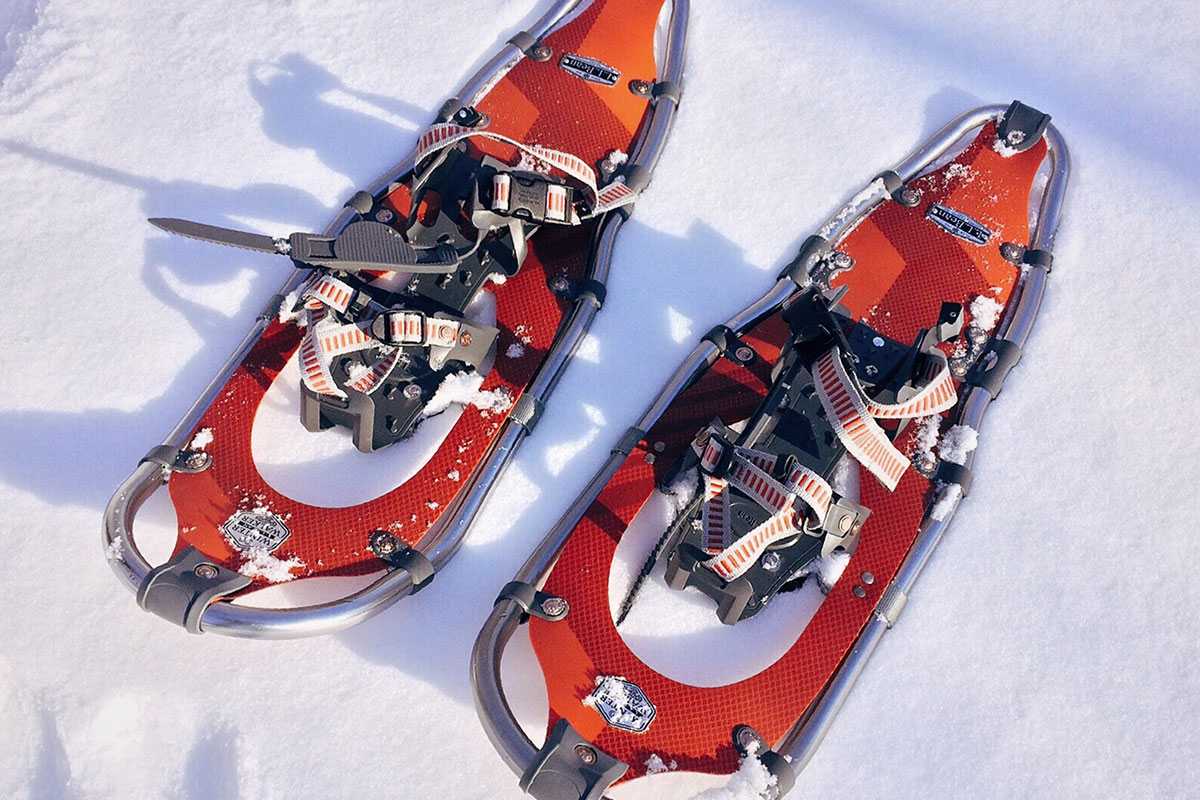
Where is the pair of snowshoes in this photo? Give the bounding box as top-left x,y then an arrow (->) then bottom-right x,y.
103,0 -> 1070,796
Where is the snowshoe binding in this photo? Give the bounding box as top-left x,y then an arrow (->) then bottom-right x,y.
104,0 -> 687,637
473,102 -> 1069,798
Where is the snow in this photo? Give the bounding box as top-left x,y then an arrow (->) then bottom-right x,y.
1,1 -> 1198,799
791,549 -> 852,595
421,371 -> 513,417
277,287 -> 303,323
968,293 -> 1004,332
937,424 -> 979,465
818,178 -> 886,239
236,548 -> 306,584
188,427 -> 213,450
345,360 -> 371,383
992,138 -> 1021,159
689,749 -> 777,800
646,753 -> 678,775
104,535 -> 124,561
929,482 -> 963,523
913,414 -> 942,460
601,148 -> 630,178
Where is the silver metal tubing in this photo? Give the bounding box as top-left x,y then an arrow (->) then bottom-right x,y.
779,121 -> 1070,777
472,0 -> 689,780
469,91 -> 998,786
103,461 -> 166,590
473,106 -> 1070,791
473,601 -> 540,775
103,0 -> 688,638
460,0 -> 585,106
893,105 -> 1007,182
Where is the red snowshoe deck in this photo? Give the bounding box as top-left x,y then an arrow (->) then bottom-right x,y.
107,0 -> 680,634
513,118 -> 1058,788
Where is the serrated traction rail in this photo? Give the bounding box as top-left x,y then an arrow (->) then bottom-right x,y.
103,0 -> 688,639
472,103 -> 1069,797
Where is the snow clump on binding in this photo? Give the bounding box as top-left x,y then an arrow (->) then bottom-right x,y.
690,740 -> 778,800
968,294 -> 1004,332
644,754 -> 677,775
238,549 -> 306,583
189,428 -> 214,450
937,425 -> 979,465
420,372 -> 513,418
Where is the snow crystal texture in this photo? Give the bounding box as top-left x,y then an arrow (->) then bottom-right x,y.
0,1 -> 1197,799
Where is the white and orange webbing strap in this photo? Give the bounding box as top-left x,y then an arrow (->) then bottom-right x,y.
297,274 -> 407,399
813,345 -> 957,491
491,174 -> 574,224
692,427 -> 834,581
690,344 -> 956,581
298,276 -> 364,399
382,311 -> 463,349
417,123 -> 638,220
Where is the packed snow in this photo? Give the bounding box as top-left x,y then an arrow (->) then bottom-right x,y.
689,748 -> 777,800
421,371 -> 514,417
936,424 -> 979,465
646,753 -> 678,775
929,482 -> 964,523
188,427 -> 213,450
912,414 -> 943,461
968,293 -> 1004,332
236,548 -> 307,584
1,1 -> 1198,799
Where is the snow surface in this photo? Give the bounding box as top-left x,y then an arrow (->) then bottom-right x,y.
1,1 -> 1199,799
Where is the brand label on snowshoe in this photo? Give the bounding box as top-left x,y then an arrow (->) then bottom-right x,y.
926,203 -> 993,245
587,676 -> 656,734
220,509 -> 291,553
559,53 -> 620,86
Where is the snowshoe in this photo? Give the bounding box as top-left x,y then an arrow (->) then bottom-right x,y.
103,0 -> 688,637
473,102 -> 1069,798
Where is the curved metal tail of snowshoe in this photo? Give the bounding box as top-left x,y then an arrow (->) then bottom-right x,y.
472,100 -> 1069,796
103,0 -> 688,639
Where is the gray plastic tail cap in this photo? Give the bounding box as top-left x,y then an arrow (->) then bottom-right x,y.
520,719 -> 627,800
997,101 -> 1051,152
136,546 -> 252,634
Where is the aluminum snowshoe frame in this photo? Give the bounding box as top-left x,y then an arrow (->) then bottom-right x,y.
472,103 -> 1069,798
103,0 -> 689,639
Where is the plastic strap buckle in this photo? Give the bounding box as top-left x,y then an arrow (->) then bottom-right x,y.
491,171 -> 573,224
